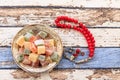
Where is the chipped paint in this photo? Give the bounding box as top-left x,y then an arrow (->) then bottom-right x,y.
0,8 -> 120,26
0,69 -> 120,80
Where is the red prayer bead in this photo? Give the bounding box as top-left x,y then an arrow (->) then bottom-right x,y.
73,53 -> 78,57
55,19 -> 59,23
73,26 -> 77,30
55,16 -> 95,59
67,24 -> 71,29
76,48 -> 81,53
56,23 -> 61,28
76,27 -> 80,31
81,52 -> 85,56
89,53 -> 94,57
79,22 -> 83,27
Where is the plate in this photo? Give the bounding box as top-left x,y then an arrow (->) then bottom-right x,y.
11,24 -> 63,73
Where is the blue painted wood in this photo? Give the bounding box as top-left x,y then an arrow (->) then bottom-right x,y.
0,48 -> 13,62
0,47 -> 120,69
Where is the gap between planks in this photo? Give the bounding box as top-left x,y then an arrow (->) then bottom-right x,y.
0,0 -> 120,8
0,27 -> 120,47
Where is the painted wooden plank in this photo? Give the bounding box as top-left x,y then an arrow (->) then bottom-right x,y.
0,8 -> 120,27
0,47 -> 120,69
0,0 -> 120,8
0,27 -> 120,47
0,69 -> 119,80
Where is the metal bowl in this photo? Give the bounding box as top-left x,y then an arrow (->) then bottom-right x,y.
11,24 -> 63,74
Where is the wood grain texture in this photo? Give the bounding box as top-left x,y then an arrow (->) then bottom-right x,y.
1,69 -> 120,80
0,0 -> 120,8
0,27 -> 120,47
0,8 -> 120,27
0,47 -> 120,69
0,1 -> 120,79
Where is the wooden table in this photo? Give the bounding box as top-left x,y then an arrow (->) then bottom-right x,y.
0,0 -> 120,80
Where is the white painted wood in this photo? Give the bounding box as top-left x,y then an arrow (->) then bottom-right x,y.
0,69 -> 120,80
0,0 -> 120,8
0,27 -> 120,47
0,8 -> 120,27
0,69 -> 94,80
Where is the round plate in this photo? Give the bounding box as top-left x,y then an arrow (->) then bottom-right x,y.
11,24 -> 63,73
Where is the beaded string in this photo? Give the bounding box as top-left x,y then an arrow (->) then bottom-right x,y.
54,16 -> 95,63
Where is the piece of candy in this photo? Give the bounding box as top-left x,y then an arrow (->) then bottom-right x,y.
40,56 -> 52,67
46,56 -> 52,63
16,35 -> 25,47
24,32 -> 33,41
24,49 -> 31,55
29,53 -> 39,63
17,54 -> 24,62
24,42 -> 31,50
51,52 -> 59,62
37,46 -> 45,54
30,43 -> 37,53
38,55 -> 46,62
29,36 -> 37,43
22,56 -> 32,65
48,39 -> 54,46
18,47 -> 24,54
45,49 -> 54,56
34,39 -> 44,46
32,60 -> 40,68
38,31 -> 48,39
44,39 -> 54,46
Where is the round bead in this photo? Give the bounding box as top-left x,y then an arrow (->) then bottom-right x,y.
73,53 -> 78,57
89,53 -> 94,57
60,16 -> 65,19
92,39 -> 95,43
85,34 -> 89,37
86,37 -> 91,41
74,19 -> 78,24
63,24 -> 67,28
78,29 -> 82,32
84,27 -> 88,31
76,48 -> 81,53
90,49 -> 94,53
86,30 -> 90,34
88,43 -> 93,46
56,23 -> 61,28
67,24 -> 71,29
83,31 -> 88,34
73,26 -> 77,30
70,18 -> 75,22
55,19 -> 59,23
76,27 -> 80,31
88,33 -> 92,37
79,22 -> 83,27
81,52 -> 85,56
65,16 -> 69,21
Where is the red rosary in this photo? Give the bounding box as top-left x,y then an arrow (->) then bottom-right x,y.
54,16 -> 95,63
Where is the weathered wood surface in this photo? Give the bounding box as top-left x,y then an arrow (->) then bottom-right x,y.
0,69 -> 120,80
1,27 -> 120,47
0,1 -> 120,79
0,0 -> 120,8
0,47 -> 120,69
0,8 -> 120,27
